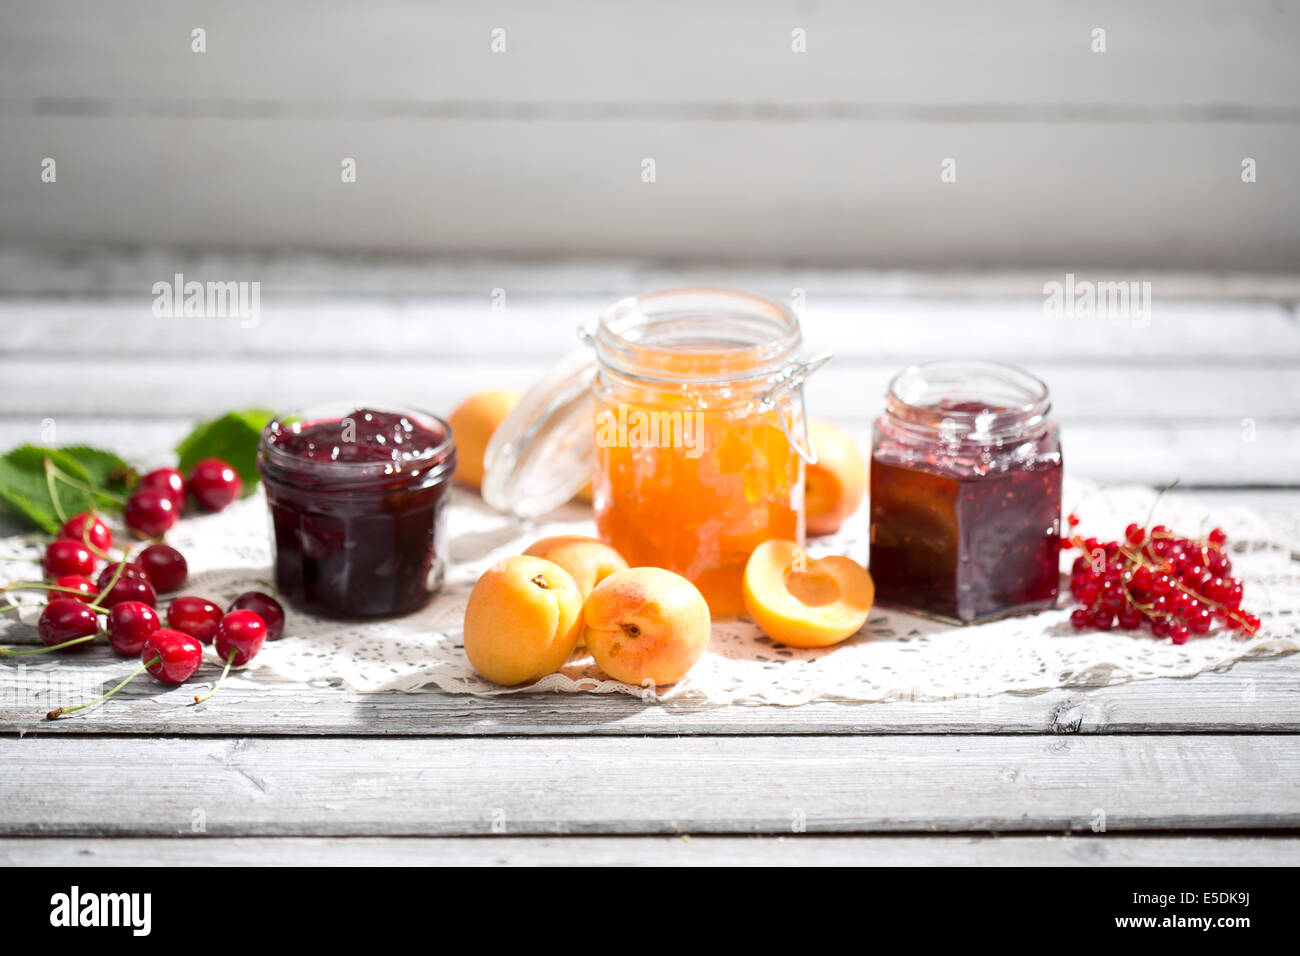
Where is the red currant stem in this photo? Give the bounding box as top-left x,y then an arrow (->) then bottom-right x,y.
46,654 -> 160,720
43,457 -> 69,525
1139,478 -> 1180,532
0,633 -> 97,656
192,649 -> 238,705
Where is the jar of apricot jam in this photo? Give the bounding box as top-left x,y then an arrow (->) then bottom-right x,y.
258,404 -> 456,618
869,361 -> 1062,624
482,289 -> 828,617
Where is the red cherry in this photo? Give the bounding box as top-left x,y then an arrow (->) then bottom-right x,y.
43,539 -> 96,578
42,623 -> 207,719
215,610 -> 266,666
138,543 -> 188,593
37,598 -> 99,650
142,629 -> 204,684
107,601 -> 161,655
53,574 -> 98,603
166,595 -> 223,644
125,489 -> 178,538
58,511 -> 112,552
96,561 -> 148,587
229,591 -> 285,640
139,467 -> 187,507
98,574 -> 157,610
190,458 -> 243,512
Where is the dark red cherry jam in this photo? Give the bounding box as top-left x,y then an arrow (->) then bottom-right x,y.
869,363 -> 1063,624
258,406 -> 456,618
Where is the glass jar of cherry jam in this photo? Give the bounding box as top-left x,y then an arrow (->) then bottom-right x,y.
869,361 -> 1062,624
258,404 -> 456,618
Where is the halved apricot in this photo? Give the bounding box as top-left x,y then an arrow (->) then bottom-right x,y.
742,539 -> 874,647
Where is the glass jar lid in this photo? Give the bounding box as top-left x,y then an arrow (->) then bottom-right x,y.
481,348 -> 598,518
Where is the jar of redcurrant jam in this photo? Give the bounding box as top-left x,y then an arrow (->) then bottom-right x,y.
869,361 -> 1062,624
258,404 -> 456,618
482,289 -> 829,617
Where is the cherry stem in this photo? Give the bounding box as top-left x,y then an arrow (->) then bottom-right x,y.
44,458 -> 127,507
78,510 -> 113,560
193,649 -> 237,705
43,458 -> 69,524
4,580 -> 98,598
0,601 -> 52,612
95,548 -> 134,604
1,633 -> 97,656
47,655 -> 160,720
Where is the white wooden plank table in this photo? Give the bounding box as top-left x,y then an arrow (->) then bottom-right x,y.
2,248 -> 1298,866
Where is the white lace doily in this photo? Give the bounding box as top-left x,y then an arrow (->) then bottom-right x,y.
2,478 -> 1297,705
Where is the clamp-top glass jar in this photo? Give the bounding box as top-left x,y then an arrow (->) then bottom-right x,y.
593,290 -> 828,616
869,361 -> 1063,624
482,288 -> 829,617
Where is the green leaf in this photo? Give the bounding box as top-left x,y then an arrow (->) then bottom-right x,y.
0,446 -> 101,531
58,445 -> 134,493
176,408 -> 276,494
0,487 -> 61,534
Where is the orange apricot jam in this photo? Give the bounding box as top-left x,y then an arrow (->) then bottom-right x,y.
590,290 -> 819,617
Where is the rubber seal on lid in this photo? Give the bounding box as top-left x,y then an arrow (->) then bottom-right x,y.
481,349 -> 597,518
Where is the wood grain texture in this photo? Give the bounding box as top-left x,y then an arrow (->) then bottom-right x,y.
1,652 -> 1296,737
2,735 -> 1297,836
3,834 -> 1298,867
3,115 -> 1296,267
2,0 -> 1296,108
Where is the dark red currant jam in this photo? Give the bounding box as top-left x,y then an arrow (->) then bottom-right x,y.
258,405 -> 456,618
869,363 -> 1063,624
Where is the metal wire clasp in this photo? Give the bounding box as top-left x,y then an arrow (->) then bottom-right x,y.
760,351 -> 832,465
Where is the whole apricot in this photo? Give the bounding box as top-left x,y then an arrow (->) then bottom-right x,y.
449,390 -> 522,491
805,419 -> 867,536
464,555 -> 583,685
522,535 -> 628,597
583,567 -> 711,686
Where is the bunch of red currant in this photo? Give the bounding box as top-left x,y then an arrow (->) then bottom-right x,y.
2,463 -> 286,717
1064,515 -> 1261,644
123,459 -> 243,538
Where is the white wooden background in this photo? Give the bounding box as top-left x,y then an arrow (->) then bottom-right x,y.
0,247 -> 1298,866
1,0 -> 1299,866
1,1 -> 1298,267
